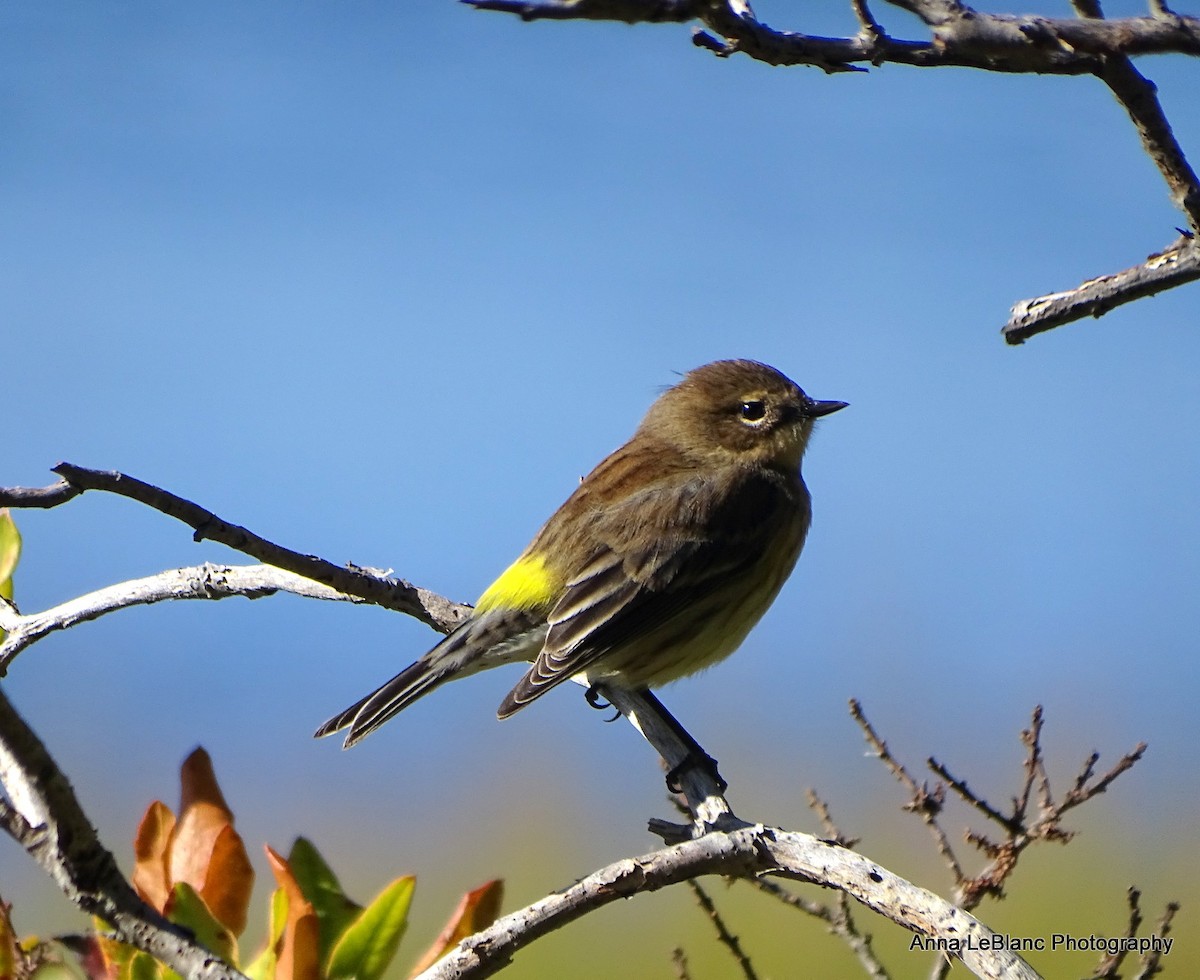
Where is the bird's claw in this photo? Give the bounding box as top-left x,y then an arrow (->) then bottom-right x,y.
665,751 -> 728,795
584,684 -> 621,722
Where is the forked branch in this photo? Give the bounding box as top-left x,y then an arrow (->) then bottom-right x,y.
464,0 -> 1200,342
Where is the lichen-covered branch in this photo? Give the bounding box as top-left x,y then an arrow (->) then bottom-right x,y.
0,562 -> 366,672
1002,235 -> 1200,343
415,823 -> 1042,980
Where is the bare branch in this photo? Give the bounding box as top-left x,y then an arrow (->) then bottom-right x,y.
465,0 -> 1200,337
1069,0 -> 1200,230
746,793 -> 889,980
467,0 -> 698,22
468,0 -> 1200,73
850,699 -> 965,884
1015,705 -> 1053,820
806,787 -> 859,848
0,562 -> 364,672
1002,235 -> 1200,343
0,464 -> 471,633
0,684 -> 246,980
0,480 -> 81,508
415,823 -> 1042,980
848,0 -> 888,56
1087,887 -> 1180,980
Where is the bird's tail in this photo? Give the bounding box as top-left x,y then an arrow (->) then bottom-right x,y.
314,609 -> 547,748
314,655 -> 454,747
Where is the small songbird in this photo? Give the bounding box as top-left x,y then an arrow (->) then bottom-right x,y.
316,359 -> 846,748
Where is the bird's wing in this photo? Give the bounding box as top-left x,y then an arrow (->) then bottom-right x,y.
496,470 -> 797,717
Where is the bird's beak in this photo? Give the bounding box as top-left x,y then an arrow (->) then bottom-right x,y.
804,398 -> 849,418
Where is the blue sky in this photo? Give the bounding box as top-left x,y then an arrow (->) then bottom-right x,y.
3,1 -> 1198,973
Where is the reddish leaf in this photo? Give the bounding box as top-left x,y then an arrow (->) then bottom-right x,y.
199,824 -> 254,937
408,880 -> 503,977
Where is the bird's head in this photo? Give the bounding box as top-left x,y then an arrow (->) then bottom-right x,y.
639,359 -> 847,471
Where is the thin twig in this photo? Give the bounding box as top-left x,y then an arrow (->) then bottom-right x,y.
1088,886 -> 1143,979
746,877 -> 892,980
806,788 -> 859,848
850,700 -> 965,884
926,758 -> 1015,831
1013,705 -> 1042,820
1130,901 -> 1180,980
1060,742 -> 1148,811
687,880 -> 759,980
670,946 -> 692,980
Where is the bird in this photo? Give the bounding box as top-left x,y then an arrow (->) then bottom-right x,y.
315,359 -> 846,749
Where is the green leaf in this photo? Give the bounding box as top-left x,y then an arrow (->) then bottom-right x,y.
0,510 -> 21,642
0,511 -> 19,589
243,888 -> 286,980
325,877 -> 415,980
286,838 -> 362,971
165,882 -> 238,966
125,950 -> 166,980
29,961 -> 83,980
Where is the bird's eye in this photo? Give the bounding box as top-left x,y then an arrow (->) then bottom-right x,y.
739,400 -> 767,423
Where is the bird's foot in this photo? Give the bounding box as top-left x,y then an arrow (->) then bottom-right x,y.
665,751 -> 728,795
584,683 -> 622,722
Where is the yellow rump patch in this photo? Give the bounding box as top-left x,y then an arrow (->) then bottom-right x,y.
475,554 -> 559,613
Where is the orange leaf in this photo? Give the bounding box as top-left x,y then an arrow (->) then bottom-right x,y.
199,825 -> 255,937
168,803 -> 234,901
165,750 -> 253,936
265,846 -> 319,980
179,748 -> 234,820
131,801 -> 176,912
408,880 -> 503,977
0,899 -> 17,980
